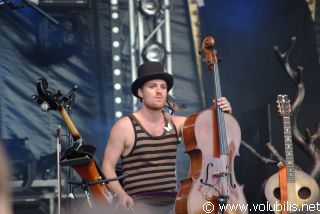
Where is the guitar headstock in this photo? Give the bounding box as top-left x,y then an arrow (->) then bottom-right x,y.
33,78 -> 77,112
276,94 -> 292,117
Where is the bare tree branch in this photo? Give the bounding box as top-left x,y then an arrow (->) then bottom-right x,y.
265,142 -> 285,164
241,141 -> 277,164
274,37 -> 306,146
241,37 -> 320,181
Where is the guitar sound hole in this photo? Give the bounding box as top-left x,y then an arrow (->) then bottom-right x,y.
273,187 -> 281,200
298,187 -> 311,200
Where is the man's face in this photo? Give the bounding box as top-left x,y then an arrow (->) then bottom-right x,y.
138,79 -> 168,110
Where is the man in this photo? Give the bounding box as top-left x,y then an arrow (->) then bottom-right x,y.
102,61 -> 232,213
0,143 -> 12,214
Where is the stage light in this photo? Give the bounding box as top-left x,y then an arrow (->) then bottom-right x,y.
110,0 -> 123,120
113,55 -> 120,61
112,27 -> 119,33
115,97 -> 122,104
111,0 -> 118,5
113,69 -> 121,76
115,111 -> 123,118
111,12 -> 119,19
138,0 -> 160,16
113,41 -> 120,48
44,27 -> 78,48
36,17 -> 81,58
114,83 -> 121,90
142,42 -> 165,62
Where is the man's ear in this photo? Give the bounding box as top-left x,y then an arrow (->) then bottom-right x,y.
137,88 -> 143,98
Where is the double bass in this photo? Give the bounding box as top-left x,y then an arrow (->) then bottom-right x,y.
175,36 -> 247,214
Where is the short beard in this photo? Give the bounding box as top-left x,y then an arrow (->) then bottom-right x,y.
144,100 -> 165,111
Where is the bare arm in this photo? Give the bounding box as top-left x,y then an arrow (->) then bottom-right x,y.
102,118 -> 134,208
172,116 -> 186,138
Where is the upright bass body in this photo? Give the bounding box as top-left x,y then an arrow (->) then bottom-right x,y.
175,107 -> 247,214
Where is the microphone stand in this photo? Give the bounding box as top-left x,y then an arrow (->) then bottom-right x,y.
56,126 -> 62,214
2,0 -> 59,25
65,104 -> 75,214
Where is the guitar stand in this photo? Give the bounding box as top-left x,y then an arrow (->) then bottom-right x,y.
68,174 -> 127,208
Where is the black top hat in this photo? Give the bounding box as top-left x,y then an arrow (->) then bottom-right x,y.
131,61 -> 173,98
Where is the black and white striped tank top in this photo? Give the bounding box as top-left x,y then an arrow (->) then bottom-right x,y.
121,112 -> 179,196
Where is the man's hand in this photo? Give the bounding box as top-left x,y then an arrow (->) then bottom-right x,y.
118,193 -> 134,210
216,97 -> 232,114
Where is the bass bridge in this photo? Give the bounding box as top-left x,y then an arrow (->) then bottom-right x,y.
200,162 -> 231,189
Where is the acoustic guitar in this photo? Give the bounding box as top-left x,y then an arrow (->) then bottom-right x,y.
264,94 -> 319,213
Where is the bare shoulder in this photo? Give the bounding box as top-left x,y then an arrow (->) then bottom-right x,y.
106,116 -> 133,149
172,115 -> 186,126
112,116 -> 132,131
109,116 -> 133,141
172,115 -> 187,137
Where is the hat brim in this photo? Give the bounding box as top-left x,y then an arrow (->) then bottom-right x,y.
131,72 -> 173,98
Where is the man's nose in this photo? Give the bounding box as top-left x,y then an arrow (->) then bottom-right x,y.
156,86 -> 163,93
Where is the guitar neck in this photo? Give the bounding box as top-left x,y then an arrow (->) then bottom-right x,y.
282,116 -> 296,183
58,106 -> 81,141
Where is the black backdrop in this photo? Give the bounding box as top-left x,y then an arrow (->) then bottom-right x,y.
199,0 -> 320,210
